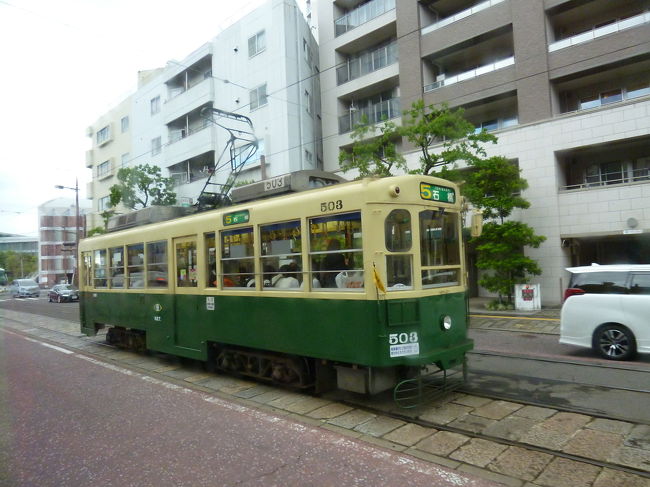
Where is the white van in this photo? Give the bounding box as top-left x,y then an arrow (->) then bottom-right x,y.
560,264 -> 650,361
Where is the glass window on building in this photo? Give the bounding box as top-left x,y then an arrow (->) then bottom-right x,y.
248,30 -> 266,57
250,84 -> 268,110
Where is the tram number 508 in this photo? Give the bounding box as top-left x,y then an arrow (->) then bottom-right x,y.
389,332 -> 418,345
320,200 -> 343,212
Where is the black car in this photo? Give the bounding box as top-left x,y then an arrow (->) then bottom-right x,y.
48,284 -> 79,302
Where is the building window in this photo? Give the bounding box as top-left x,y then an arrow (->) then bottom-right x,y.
305,89 -> 313,115
97,160 -> 111,178
250,84 -> 268,110
121,116 -> 129,133
150,96 -> 161,115
151,137 -> 162,156
248,30 -> 266,57
96,125 -> 110,145
98,196 -> 110,212
121,153 -> 130,167
305,149 -> 313,165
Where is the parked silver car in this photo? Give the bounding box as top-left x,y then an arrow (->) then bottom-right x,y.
9,279 -> 40,298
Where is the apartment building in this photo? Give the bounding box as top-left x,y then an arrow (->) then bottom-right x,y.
87,0 -> 321,220
318,0 -> 650,304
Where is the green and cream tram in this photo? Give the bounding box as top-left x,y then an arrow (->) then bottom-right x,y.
79,174 -> 474,400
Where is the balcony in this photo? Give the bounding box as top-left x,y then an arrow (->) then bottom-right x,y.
335,0 -> 396,37
421,0 -> 506,35
165,123 -> 214,165
338,97 -> 400,134
85,150 -> 94,168
549,11 -> 650,52
337,40 -> 398,85
424,56 -> 514,92
163,77 -> 214,125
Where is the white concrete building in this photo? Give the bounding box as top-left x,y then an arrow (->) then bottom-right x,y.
87,0 -> 321,215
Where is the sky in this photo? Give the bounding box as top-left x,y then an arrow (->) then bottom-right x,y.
0,0 -> 272,236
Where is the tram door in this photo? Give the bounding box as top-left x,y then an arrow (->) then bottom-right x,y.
172,236 -> 201,351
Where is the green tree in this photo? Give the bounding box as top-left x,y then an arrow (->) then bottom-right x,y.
338,119 -> 407,177
400,100 -> 496,176
0,251 -> 37,278
109,164 -> 176,210
465,156 -> 546,305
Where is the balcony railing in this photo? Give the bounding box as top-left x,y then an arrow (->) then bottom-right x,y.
424,56 -> 514,93
168,120 -> 210,145
335,0 -> 396,37
421,0 -> 506,35
336,41 -> 398,85
561,168 -> 650,191
338,98 -> 400,134
549,11 -> 650,52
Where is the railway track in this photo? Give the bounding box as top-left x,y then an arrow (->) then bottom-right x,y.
3,312 -> 650,486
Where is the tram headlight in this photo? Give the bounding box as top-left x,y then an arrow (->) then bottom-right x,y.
441,315 -> 452,331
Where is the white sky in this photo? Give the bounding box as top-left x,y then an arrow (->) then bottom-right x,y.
0,0 -> 271,236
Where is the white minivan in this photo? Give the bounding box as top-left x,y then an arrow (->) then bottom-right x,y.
560,264 -> 650,361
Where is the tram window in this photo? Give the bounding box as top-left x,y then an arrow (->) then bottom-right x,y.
386,255 -> 412,290
205,233 -> 217,287
260,220 -> 302,290
126,243 -> 144,288
146,241 -> 168,288
109,246 -> 125,288
221,227 -> 254,288
385,210 -> 412,252
176,240 -> 198,287
309,212 -> 364,290
93,249 -> 107,288
82,252 -> 92,288
420,210 -> 461,289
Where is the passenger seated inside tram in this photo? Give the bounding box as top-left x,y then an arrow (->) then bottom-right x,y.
320,239 -> 348,287
273,264 -> 300,288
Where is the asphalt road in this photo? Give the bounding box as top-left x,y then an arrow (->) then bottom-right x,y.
0,328 -> 493,487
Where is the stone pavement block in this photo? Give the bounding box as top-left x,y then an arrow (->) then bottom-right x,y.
482,415 -> 538,441
610,446 -> 650,471
449,438 -> 508,468
534,457 -> 601,487
626,425 -> 650,450
306,403 -> 354,420
593,468 -> 650,487
457,464 -> 524,487
448,413 -> 496,434
513,405 -> 557,421
521,412 -> 592,449
488,446 -> 553,482
472,400 -> 523,420
452,393 -> 493,408
587,418 -> 634,435
354,416 -> 405,437
415,430 -> 470,457
283,396 -> 331,414
418,403 -> 472,424
233,385 -> 274,399
266,391 -> 305,409
382,423 -> 436,446
327,409 -> 376,429
562,429 -> 623,462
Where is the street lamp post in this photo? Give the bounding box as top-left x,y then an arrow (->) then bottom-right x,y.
55,179 -> 80,285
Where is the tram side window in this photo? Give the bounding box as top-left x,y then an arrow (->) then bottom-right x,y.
82,252 -> 92,288
420,210 -> 460,288
127,243 -> 144,288
176,240 -> 198,287
109,246 -> 125,288
146,241 -> 168,288
93,249 -> 107,288
309,212 -> 363,290
205,233 -> 217,287
260,220 -> 302,290
385,209 -> 413,290
221,227 -> 254,288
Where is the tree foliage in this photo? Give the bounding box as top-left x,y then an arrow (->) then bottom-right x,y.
339,119 -> 407,177
109,164 -> 176,210
0,251 -> 37,279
